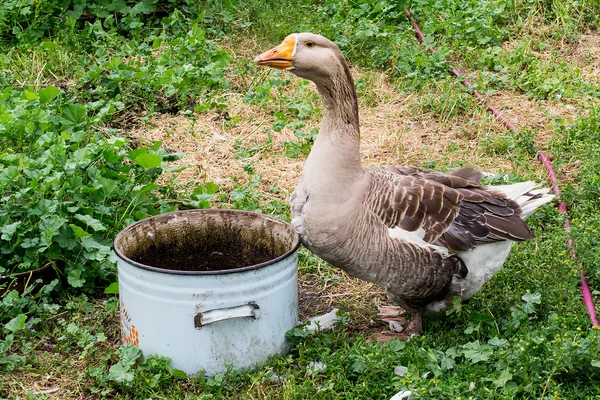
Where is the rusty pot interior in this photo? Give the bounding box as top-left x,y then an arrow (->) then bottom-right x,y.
114,209 -> 300,274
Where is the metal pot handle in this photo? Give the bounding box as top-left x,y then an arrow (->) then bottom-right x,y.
194,302 -> 260,329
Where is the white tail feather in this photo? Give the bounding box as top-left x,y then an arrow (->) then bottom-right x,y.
486,181 -> 537,200
519,196 -> 553,218
487,181 -> 555,219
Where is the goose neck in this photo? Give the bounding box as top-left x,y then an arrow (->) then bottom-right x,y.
302,66 -> 364,195
315,68 -> 360,137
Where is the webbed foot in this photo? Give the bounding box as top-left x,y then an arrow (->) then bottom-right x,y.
369,306 -> 423,342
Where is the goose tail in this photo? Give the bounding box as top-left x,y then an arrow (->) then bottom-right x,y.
425,181 -> 554,314
487,181 -> 555,219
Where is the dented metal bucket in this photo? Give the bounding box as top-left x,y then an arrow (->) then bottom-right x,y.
114,209 -> 300,375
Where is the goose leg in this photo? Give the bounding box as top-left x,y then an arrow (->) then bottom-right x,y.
371,306 -> 423,342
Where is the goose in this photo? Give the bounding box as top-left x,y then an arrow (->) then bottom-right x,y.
254,33 -> 554,340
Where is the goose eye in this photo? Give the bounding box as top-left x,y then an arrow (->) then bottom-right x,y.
304,41 -> 315,48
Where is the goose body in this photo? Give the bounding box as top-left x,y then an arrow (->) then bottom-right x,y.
255,33 -> 554,337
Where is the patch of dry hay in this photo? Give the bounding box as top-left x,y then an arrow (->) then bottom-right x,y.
131,98 -> 307,199
299,271 -> 386,333
6,351 -> 105,399
575,32 -> 600,81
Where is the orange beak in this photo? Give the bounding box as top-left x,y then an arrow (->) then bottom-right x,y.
254,35 -> 296,69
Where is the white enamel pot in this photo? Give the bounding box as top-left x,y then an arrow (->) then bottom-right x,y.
113,209 -> 300,375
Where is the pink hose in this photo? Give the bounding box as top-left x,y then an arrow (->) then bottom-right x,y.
538,153 -> 600,326
404,8 -> 599,327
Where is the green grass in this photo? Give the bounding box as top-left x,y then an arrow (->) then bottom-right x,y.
2,0 -> 600,398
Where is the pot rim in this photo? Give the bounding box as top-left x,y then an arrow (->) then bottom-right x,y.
113,209 -> 301,275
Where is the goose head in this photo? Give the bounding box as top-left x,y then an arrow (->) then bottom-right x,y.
254,33 -> 359,125
254,33 -> 348,87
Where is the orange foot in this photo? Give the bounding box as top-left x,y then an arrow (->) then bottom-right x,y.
369,306 -> 423,342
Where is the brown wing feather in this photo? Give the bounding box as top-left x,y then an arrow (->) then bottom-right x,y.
367,166 -> 534,253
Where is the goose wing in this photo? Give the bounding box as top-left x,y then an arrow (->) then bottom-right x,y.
366,166 -> 534,253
